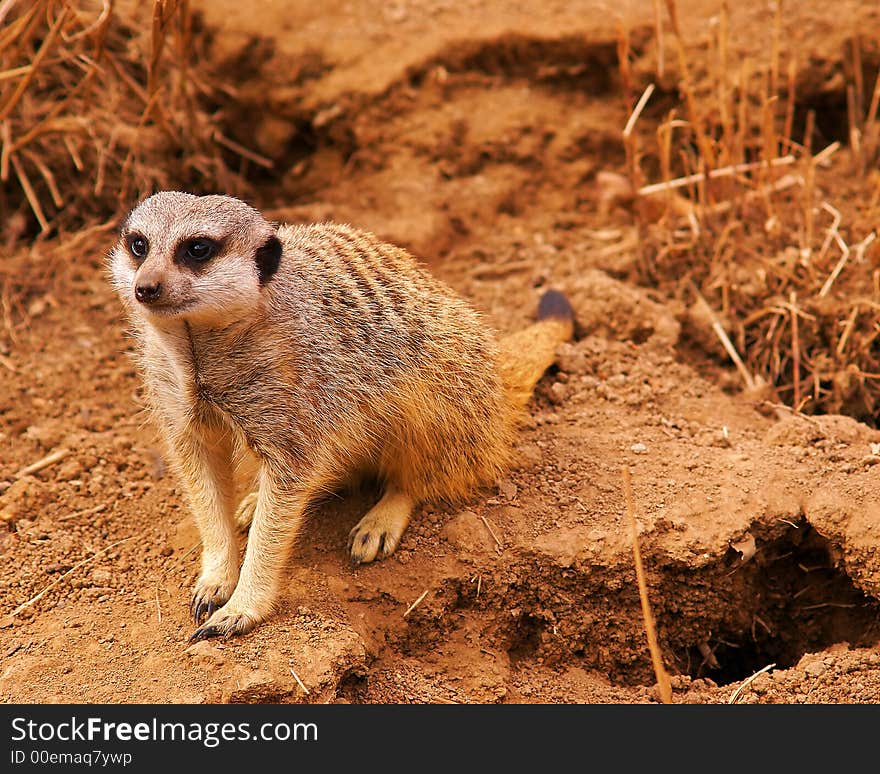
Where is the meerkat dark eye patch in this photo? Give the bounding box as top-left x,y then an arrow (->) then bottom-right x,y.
255,234 -> 282,285
177,237 -> 221,267
125,233 -> 149,261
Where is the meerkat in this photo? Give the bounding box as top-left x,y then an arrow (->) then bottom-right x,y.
109,192 -> 574,641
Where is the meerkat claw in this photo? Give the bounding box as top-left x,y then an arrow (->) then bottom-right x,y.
188,624 -> 222,643
192,600 -> 218,625
189,605 -> 261,641
190,574 -> 236,623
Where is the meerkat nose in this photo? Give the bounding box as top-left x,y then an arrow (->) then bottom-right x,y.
135,281 -> 163,304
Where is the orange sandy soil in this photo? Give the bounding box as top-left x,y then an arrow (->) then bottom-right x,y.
2,0 -> 880,704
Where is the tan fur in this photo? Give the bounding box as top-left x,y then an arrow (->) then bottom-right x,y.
109,192 -> 573,639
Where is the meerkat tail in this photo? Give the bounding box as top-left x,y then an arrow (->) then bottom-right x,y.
498,289 -> 575,411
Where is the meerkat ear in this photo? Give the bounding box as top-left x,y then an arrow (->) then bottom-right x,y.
255,234 -> 282,285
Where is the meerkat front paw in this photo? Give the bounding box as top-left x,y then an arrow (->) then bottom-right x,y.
348,489 -> 414,564
191,572 -> 238,625
189,601 -> 263,642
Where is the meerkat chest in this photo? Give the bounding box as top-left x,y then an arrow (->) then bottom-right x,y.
160,324 -> 308,447
144,324 -> 258,413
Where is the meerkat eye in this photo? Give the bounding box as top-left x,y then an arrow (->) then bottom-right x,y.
183,238 -> 217,263
127,234 -> 149,260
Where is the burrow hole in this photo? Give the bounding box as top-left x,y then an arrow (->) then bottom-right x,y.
683,524 -> 880,685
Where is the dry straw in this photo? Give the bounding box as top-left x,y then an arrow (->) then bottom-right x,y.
622,467 -> 673,704
626,1 -> 880,421
0,0 -> 251,244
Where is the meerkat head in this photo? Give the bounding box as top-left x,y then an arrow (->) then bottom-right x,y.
109,192 -> 282,326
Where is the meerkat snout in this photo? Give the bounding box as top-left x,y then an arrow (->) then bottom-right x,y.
134,271 -> 163,305
134,281 -> 162,304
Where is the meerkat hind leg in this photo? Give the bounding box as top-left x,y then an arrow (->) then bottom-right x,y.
231,437 -> 259,532
233,491 -> 258,531
348,486 -> 415,564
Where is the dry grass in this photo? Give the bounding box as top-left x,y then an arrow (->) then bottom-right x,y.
622,467 -> 672,704
0,0 -> 251,244
624,0 -> 880,422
